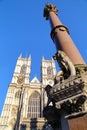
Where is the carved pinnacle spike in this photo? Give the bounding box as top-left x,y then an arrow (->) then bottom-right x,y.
43,3 -> 58,20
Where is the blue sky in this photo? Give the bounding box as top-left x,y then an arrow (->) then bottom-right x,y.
0,0 -> 87,115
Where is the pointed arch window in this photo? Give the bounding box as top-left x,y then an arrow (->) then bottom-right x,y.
27,91 -> 41,118
15,90 -> 21,98
20,64 -> 27,75
15,90 -> 21,105
47,66 -> 53,75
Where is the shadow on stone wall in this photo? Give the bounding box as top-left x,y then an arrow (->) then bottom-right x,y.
20,124 -> 26,130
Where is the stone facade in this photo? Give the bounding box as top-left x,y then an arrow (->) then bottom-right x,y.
0,55 -> 56,130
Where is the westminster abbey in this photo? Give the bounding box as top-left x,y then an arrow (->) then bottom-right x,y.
0,55 -> 56,130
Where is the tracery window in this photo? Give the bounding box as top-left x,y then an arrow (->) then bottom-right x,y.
27,91 -> 41,118
15,90 -> 21,105
20,64 -> 27,75
15,90 -> 21,98
47,66 -> 53,75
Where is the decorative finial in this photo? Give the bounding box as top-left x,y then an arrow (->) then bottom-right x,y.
29,54 -> 31,59
42,56 -> 45,60
43,3 -> 58,20
19,53 -> 22,58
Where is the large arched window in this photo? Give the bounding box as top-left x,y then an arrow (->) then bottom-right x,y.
20,64 -> 27,75
27,91 -> 41,118
15,90 -> 21,98
15,90 -> 21,105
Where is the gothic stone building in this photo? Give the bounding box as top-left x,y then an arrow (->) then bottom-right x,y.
0,55 -> 56,130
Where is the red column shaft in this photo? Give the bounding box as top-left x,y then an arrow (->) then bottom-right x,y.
49,11 -> 85,64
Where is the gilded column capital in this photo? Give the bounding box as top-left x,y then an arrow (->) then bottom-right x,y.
43,3 -> 58,20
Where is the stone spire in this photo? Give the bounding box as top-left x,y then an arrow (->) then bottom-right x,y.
44,3 -> 85,64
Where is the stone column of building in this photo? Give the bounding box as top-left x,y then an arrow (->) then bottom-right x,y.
44,3 -> 85,64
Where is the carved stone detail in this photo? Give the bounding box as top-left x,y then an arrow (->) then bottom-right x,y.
47,51 -> 87,115
53,50 -> 76,79
44,3 -> 58,20
50,75 -> 84,102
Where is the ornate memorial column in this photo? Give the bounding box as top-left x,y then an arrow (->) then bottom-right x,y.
44,3 -> 85,64
43,3 -> 87,130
